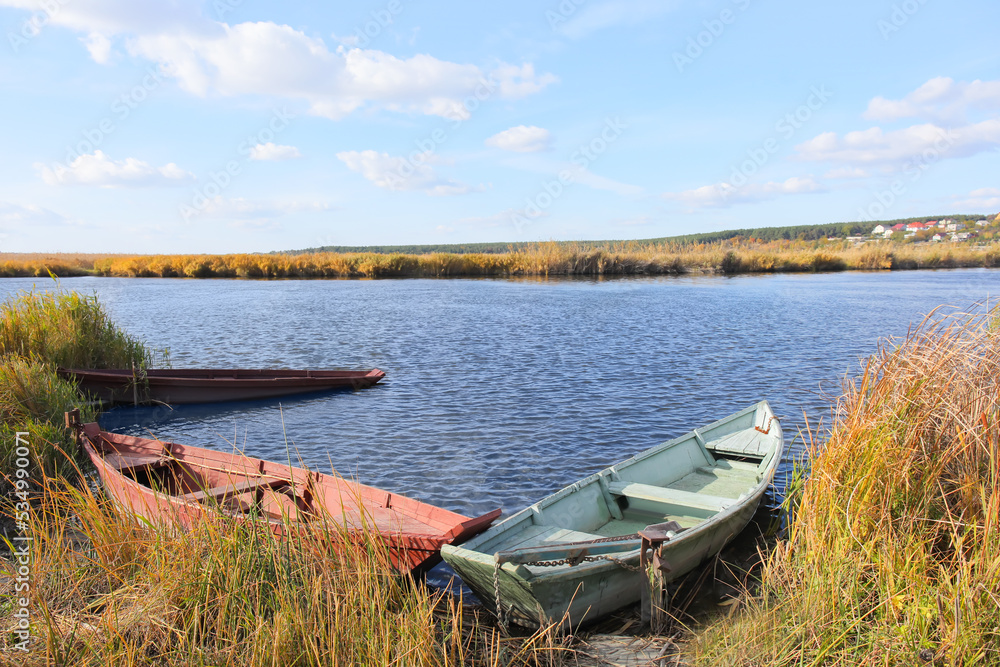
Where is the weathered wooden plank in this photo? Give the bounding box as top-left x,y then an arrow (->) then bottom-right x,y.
180,476 -> 287,502
607,481 -> 733,512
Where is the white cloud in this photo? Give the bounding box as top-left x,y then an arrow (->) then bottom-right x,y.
490,63 -> 558,99
795,121 -> 1000,167
795,77 -> 1000,176
36,150 -> 194,187
567,165 -> 644,196
485,125 -> 552,153
0,0 -> 207,35
953,188 -> 1000,212
336,150 -> 478,196
824,167 -> 870,180
81,32 -> 112,63
865,77 -> 1000,123
555,0 -> 678,39
250,143 -> 301,161
0,201 -> 69,228
198,197 -> 327,219
0,1 -> 556,121
663,177 -> 824,208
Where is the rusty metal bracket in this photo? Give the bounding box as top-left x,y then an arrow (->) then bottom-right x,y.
638,521 -> 681,631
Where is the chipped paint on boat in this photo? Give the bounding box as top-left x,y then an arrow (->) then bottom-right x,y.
441,401 -> 783,627
73,417 -> 499,575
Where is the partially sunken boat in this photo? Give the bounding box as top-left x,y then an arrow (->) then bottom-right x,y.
69,413 -> 499,575
441,401 -> 783,627
59,367 -> 386,405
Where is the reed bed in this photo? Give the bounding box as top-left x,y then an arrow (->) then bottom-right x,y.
3,240 -> 1000,280
1,470 -> 572,666
0,290 -> 152,370
0,289 -> 573,665
691,306 -> 1000,665
0,290 -> 153,492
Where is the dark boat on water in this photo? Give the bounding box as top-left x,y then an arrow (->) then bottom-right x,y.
58,367 -> 386,405
68,412 -> 500,575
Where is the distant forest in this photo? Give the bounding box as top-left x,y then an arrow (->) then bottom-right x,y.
287,214 -> 990,256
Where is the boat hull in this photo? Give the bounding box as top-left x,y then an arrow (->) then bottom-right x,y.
60,367 -> 385,405
441,401 -> 783,627
74,419 -> 498,575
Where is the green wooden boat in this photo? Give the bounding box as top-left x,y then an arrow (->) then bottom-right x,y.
441,401 -> 783,628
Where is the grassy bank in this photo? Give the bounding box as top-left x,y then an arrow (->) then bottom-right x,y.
0,290 -> 568,665
2,240 -> 1000,279
691,307 -> 1000,665
0,290 -> 151,488
6,289 -> 1000,664
8,472 -> 564,666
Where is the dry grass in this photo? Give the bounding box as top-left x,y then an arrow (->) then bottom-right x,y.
2,240 -> 999,279
690,305 -> 1000,665
1,469 -> 574,666
0,290 -> 153,491
0,289 -> 575,665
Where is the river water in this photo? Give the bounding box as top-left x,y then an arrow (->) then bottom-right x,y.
2,269 -> 996,532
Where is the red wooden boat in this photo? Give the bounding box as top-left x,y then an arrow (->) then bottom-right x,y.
58,367 -> 386,405
67,413 -> 500,575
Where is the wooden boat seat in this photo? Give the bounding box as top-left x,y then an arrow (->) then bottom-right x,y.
607,481 -> 733,513
103,451 -> 171,474
181,476 -> 287,503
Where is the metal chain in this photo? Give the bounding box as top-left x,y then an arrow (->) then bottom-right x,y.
493,559 -> 508,632
518,554 -> 641,571
492,535 -> 644,630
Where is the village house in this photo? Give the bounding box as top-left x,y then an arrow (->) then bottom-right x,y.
871,224 -> 889,234
946,222 -> 965,232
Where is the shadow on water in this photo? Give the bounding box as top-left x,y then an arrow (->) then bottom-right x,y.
99,384 -> 387,438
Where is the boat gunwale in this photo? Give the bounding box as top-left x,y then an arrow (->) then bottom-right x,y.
442,400 -> 784,583
80,425 -> 495,542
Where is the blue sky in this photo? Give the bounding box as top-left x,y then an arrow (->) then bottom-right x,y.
0,0 -> 998,253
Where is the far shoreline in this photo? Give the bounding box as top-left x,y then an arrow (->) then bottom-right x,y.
2,239 -> 999,280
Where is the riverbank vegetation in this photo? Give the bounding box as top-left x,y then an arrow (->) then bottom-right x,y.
0,291 -> 150,489
4,290 -> 1000,664
691,306 -> 1000,665
3,238 -> 1000,279
12,471 -> 564,666
0,289 -> 566,665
